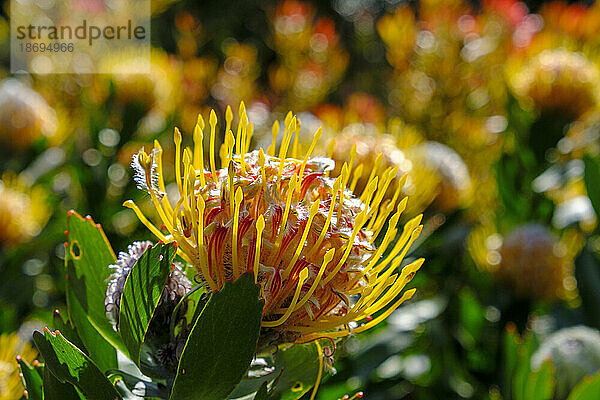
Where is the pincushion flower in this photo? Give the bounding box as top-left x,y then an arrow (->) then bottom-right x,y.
0,173 -> 50,248
2,333 -> 37,400
0,79 -> 58,151
92,48 -> 182,117
511,49 -> 600,118
406,141 -> 472,213
328,123 -> 440,216
125,103 -> 424,347
468,223 -> 578,302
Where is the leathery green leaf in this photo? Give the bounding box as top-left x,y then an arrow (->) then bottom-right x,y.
33,328 -> 121,400
169,273 -> 264,400
118,242 -> 176,367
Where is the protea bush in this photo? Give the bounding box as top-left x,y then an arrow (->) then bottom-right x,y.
20,104 -> 423,400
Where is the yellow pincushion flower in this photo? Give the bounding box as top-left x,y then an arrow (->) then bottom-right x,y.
468,223 -> 578,302
0,79 -> 58,151
511,49 -> 600,118
125,103 -> 424,346
0,333 -> 37,400
328,122 -> 441,216
0,173 -> 50,248
92,48 -> 182,117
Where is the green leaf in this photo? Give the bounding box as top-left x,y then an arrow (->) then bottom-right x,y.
503,326 -> 519,398
584,155 -> 600,222
65,211 -> 126,370
510,331 -> 539,400
567,374 -> 600,400
33,328 -> 121,400
170,273 -> 264,400
43,363 -> 84,400
524,360 -> 555,400
53,309 -> 87,353
574,246 -> 600,330
253,382 -> 269,400
119,242 -> 176,367
268,342 -> 322,400
17,358 -> 43,400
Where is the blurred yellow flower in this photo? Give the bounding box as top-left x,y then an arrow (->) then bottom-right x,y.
0,173 -> 50,248
269,0 -> 348,110
0,79 -> 58,151
510,49 -> 600,118
0,333 -> 37,400
469,223 -> 579,302
92,48 -> 182,117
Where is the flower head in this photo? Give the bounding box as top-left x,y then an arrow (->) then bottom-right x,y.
0,173 -> 50,248
0,79 -> 58,151
512,49 -> 600,118
468,223 -> 578,302
2,333 -> 37,400
93,48 -> 182,117
328,123 -> 441,216
125,103 -> 424,346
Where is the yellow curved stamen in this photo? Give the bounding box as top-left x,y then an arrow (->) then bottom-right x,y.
321,210 -> 368,286
228,161 -> 235,217
298,288 -> 417,341
261,267 -> 309,327
365,153 -> 383,191
141,152 -> 173,233
258,148 -> 267,193
337,163 -> 349,219
274,174 -> 298,250
232,187 -> 244,279
277,116 -> 296,190
282,200 -> 320,280
237,102 -> 247,172
225,105 -> 233,143
153,141 -> 174,218
187,165 -> 199,240
349,163 -> 364,194
353,288 -> 416,333
123,200 -> 169,243
365,258 -> 424,315
308,176 -> 341,257
254,215 -> 265,284
225,129 -> 235,165
293,248 -> 335,312
181,149 -> 194,221
209,109 -> 218,184
196,195 -> 217,291
194,116 -> 206,187
366,166 -> 398,231
372,215 -> 422,275
245,122 -> 254,154
174,128 -> 183,195
292,117 -> 301,159
269,120 -> 279,157
297,127 -> 322,189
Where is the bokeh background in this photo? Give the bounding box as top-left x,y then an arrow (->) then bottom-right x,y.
1,0 -> 600,399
